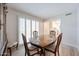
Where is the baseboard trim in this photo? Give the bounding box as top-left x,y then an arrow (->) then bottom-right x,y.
76,44 -> 79,51
62,42 -> 77,49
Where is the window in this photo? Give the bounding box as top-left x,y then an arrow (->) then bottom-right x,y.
36,21 -> 39,36
44,21 -> 50,35
51,20 -> 61,34
26,19 -> 31,42
32,20 -> 39,37
18,17 -> 25,44
18,17 -> 40,44
32,20 -> 36,37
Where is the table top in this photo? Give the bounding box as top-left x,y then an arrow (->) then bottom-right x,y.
30,35 -> 56,48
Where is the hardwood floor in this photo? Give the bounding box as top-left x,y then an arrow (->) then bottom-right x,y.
7,44 -> 79,56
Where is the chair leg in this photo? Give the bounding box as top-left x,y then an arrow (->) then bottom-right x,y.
40,49 -> 42,56
16,43 -> 18,49
8,48 -> 12,56
40,52 -> 41,56
54,52 -> 56,56
37,49 -> 39,54
43,49 -> 45,56
25,51 -> 26,56
40,51 -> 42,56
58,50 -> 60,56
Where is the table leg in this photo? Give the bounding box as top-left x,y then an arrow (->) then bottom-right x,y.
43,48 -> 45,56
42,48 -> 45,56
8,48 -> 11,56
40,48 -> 45,56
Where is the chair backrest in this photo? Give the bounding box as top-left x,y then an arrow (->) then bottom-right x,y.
50,30 -> 56,38
22,33 -> 30,56
55,33 -> 62,52
33,31 -> 38,38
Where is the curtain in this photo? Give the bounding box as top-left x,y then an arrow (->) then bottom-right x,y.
18,17 -> 40,44
18,17 -> 25,44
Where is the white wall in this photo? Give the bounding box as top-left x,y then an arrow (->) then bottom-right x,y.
77,8 -> 79,50
6,8 -> 18,44
61,11 -> 77,48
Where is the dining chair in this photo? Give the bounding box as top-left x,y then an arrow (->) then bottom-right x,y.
45,30 -> 56,49
7,42 -> 18,56
50,30 -> 56,38
33,31 -> 38,39
45,33 -> 62,56
32,31 -> 39,44
22,33 -> 40,56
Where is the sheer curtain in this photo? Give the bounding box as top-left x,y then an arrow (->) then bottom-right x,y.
32,20 -> 36,38
26,19 -> 31,42
18,17 -> 25,44
44,19 -> 61,35
36,21 -> 39,36
50,20 -> 61,35
18,17 -> 40,45
32,20 -> 39,37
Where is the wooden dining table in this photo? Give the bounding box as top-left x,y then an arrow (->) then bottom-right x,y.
30,35 -> 56,56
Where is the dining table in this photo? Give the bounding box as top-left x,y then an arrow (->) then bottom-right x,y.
30,35 -> 56,56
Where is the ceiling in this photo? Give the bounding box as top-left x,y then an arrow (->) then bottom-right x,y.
7,3 -> 79,19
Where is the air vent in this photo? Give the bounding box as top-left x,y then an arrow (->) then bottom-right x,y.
65,13 -> 72,16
